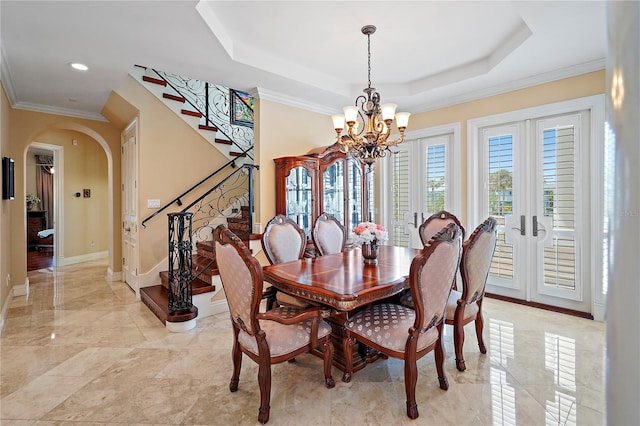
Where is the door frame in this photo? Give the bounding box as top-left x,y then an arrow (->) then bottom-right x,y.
28,142 -> 63,266
467,95 -> 606,319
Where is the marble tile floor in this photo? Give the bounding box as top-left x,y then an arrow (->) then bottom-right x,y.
1,260 -> 605,425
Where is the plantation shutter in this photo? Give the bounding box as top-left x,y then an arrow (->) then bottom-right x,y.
487,134 -> 514,279
541,126 -> 577,290
391,151 -> 410,247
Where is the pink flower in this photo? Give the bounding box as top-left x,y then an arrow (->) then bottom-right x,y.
351,221 -> 388,245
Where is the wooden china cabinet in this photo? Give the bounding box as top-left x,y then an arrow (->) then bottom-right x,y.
274,143 -> 372,241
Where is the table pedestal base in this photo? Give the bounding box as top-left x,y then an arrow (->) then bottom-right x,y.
310,311 -> 386,382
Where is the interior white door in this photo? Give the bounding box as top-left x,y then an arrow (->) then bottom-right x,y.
122,119 -> 138,291
385,133 -> 454,249
476,112 -> 591,312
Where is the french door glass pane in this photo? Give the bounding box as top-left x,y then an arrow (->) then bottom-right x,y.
424,144 -> 446,214
542,126 -> 576,290
392,151 -> 410,247
488,134 -> 514,279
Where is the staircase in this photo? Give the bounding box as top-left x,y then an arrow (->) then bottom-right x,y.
130,65 -> 252,163
140,206 -> 253,330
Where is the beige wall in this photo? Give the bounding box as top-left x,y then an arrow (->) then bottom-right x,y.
113,76 -> 232,272
1,83 -> 11,314
255,98 -> 335,229
6,106 -> 121,294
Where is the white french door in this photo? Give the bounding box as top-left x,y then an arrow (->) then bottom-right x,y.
473,111 -> 591,312
382,127 -> 460,249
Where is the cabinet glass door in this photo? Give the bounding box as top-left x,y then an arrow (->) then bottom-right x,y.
285,166 -> 313,235
346,159 -> 364,233
322,160 -> 344,223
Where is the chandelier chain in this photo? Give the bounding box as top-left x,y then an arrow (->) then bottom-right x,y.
367,32 -> 372,90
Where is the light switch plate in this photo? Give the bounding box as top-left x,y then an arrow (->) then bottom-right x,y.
147,199 -> 161,208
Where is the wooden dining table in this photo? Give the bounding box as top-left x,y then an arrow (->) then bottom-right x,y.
263,244 -> 421,381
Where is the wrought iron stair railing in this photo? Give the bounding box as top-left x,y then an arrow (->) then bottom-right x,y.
148,68 -> 254,161
165,164 -> 258,316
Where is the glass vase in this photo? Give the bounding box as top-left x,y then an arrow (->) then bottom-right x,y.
361,242 -> 379,264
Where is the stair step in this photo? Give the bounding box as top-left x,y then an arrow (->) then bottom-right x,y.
181,109 -> 202,118
214,138 -> 232,145
227,216 -> 249,224
140,285 -> 198,325
230,152 -> 247,157
163,93 -> 186,102
159,271 -> 217,295
142,75 -> 167,86
198,124 -> 218,132
196,240 -> 215,258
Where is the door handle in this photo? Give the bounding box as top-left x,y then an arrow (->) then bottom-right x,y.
407,212 -> 418,228
533,215 -> 546,237
511,215 -> 526,236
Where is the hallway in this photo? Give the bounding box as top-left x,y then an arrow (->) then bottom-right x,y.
1,260 -> 605,425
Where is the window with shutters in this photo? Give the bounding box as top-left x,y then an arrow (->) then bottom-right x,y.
542,126 -> 576,290
391,151 -> 410,247
424,144 -> 446,213
488,134 -> 514,279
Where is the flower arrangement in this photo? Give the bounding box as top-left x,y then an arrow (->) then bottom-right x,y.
26,194 -> 41,209
351,221 -> 388,246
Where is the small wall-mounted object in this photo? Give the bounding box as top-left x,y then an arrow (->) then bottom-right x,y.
2,157 -> 15,200
83,189 -> 91,198
74,192 -> 81,198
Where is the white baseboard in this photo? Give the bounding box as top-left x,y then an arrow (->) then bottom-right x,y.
106,268 -> 122,282
60,251 -> 108,266
592,302 -> 606,322
137,258 -> 167,290
13,278 -> 29,297
0,287 -> 15,332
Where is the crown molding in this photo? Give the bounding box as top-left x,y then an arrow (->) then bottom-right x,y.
412,58 -> 606,113
12,101 -> 107,122
254,87 -> 336,115
0,45 -> 18,106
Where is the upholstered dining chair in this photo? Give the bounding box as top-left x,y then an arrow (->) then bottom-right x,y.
418,210 -> 466,246
343,223 -> 463,420
312,212 -> 347,256
214,225 -> 335,424
261,214 -> 310,308
445,216 -> 497,372
399,210 -> 466,308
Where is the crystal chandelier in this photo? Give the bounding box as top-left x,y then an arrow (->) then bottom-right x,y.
332,25 -> 411,168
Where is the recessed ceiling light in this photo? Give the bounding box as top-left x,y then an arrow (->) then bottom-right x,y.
69,62 -> 88,71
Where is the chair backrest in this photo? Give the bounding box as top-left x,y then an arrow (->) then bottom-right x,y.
312,213 -> 346,256
214,225 -> 262,335
262,215 -> 306,264
409,223 -> 462,332
460,217 -> 498,304
418,211 -> 466,246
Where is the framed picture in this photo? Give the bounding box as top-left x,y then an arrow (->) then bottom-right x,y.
230,90 -> 254,127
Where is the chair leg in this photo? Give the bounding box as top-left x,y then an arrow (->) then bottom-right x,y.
230,327 -> 242,392
257,338 -> 272,424
323,339 -> 336,388
435,323 -> 449,390
476,308 -> 487,354
453,307 -> 467,372
404,347 -> 419,419
342,334 -> 355,383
